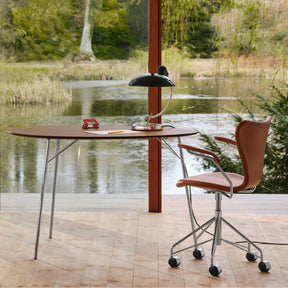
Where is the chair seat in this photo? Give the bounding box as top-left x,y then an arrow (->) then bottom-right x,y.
176,172 -> 245,192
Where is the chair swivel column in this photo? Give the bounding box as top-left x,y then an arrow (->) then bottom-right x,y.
210,192 -> 222,267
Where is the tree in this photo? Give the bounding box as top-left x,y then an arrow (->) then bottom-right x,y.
92,0 -> 135,59
11,0 -> 80,61
161,0 -> 224,58
80,0 -> 95,56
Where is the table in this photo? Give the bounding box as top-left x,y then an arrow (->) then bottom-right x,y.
8,125 -> 197,259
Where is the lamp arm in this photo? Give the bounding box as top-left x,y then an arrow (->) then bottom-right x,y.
145,87 -> 173,122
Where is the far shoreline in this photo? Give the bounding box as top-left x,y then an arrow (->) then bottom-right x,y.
1,56 -> 287,105
3,56 -> 288,82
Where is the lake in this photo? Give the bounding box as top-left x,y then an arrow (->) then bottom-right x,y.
0,77 -> 278,195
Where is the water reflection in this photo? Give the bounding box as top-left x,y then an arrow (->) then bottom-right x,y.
0,77 -> 280,195
90,98 -> 254,116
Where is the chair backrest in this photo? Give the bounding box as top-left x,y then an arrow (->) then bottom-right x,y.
236,116 -> 271,191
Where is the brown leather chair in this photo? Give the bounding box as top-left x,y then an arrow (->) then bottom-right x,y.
168,116 -> 272,276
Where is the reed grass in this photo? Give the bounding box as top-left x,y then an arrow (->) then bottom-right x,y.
0,77 -> 72,105
0,65 -> 72,105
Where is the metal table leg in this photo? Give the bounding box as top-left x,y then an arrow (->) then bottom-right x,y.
34,139 -> 51,259
177,137 -> 198,246
49,139 -> 60,239
34,139 -> 77,259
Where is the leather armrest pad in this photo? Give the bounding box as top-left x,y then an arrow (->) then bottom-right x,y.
214,136 -> 236,146
178,143 -> 220,163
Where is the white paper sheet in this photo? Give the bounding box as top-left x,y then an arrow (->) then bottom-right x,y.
84,129 -> 140,135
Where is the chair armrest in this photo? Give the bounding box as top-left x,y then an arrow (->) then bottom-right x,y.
178,143 -> 220,163
178,143 -> 234,198
214,136 -> 237,147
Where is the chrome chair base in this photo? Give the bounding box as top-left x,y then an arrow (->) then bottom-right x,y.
169,192 -> 271,276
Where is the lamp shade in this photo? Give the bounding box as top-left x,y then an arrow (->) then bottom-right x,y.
129,65 -> 175,87
129,65 -> 175,130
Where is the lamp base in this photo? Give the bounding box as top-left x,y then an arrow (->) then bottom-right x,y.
131,122 -> 163,131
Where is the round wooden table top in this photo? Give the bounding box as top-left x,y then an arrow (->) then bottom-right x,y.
7,125 -> 197,140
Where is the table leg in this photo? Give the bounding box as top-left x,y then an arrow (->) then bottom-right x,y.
49,139 -> 60,238
34,139 -> 50,260
178,137 -> 197,245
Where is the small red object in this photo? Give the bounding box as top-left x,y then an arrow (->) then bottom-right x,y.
82,119 -> 99,129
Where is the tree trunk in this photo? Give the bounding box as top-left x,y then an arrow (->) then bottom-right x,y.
80,0 -> 94,57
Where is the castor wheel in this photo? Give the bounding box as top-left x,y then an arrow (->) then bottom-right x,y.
193,248 -> 205,259
246,251 -> 257,262
258,261 -> 271,272
168,256 -> 181,268
209,265 -> 222,277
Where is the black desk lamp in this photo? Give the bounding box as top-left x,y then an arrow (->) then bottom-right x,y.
129,65 -> 175,130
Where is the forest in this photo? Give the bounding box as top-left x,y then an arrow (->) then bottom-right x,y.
1,0 -> 288,62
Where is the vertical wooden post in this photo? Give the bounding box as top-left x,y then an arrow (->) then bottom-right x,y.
148,0 -> 162,212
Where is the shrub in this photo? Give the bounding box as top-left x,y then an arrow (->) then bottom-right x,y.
11,0 -> 81,61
